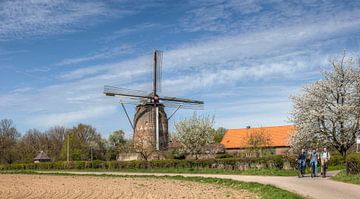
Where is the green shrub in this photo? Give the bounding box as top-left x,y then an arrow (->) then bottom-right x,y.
284,155 -> 297,168
273,155 -> 284,169
328,153 -> 346,167
172,150 -> 186,159
75,161 -> 86,169
215,154 -> 234,159
346,153 -> 360,175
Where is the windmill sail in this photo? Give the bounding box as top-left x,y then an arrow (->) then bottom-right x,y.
161,100 -> 204,110
104,85 -> 151,99
156,50 -> 163,93
160,96 -> 204,104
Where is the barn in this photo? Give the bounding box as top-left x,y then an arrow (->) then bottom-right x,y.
220,125 -> 295,155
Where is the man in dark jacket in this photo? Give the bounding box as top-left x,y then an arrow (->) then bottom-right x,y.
297,148 -> 307,177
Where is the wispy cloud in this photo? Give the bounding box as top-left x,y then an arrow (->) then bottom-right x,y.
0,0 -> 150,40
30,105 -> 117,127
56,44 -> 133,67
105,23 -> 160,41
1,0 -> 360,133
178,0 -> 360,33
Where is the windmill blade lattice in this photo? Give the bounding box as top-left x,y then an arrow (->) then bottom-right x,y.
104,85 -> 151,99
155,50 -> 163,93
161,100 -> 204,110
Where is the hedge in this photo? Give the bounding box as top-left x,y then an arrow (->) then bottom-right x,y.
0,155 -> 291,171
346,153 -> 360,175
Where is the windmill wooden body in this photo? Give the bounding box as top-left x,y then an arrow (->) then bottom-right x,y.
104,50 -> 203,158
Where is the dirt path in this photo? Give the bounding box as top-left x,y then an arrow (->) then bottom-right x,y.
0,174 -> 256,199
38,171 -> 360,199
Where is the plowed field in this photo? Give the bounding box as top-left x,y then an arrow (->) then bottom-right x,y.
0,174 -> 257,199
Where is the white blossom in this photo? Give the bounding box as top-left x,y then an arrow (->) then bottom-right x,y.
175,114 -> 215,159
290,53 -> 360,156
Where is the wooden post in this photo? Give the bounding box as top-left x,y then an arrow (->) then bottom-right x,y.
67,134 -> 70,162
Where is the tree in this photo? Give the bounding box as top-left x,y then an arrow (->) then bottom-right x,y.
46,126 -> 66,161
108,130 -> 126,147
133,136 -> 157,161
175,114 -> 215,159
213,127 -> 227,143
60,133 -> 87,161
0,119 -> 20,164
60,124 -> 106,161
290,53 -> 360,157
17,129 -> 48,163
106,130 -> 128,160
246,129 -> 272,157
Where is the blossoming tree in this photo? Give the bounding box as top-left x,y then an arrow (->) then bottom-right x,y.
290,54 -> 360,157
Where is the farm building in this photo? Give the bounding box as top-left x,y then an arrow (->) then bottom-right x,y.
33,151 -> 51,163
221,125 -> 295,155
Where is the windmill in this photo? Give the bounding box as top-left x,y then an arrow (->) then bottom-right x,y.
104,50 -> 204,156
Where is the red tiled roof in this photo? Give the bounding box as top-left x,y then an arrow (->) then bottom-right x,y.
220,125 -> 295,149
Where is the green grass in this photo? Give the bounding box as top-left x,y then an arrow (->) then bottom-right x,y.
0,170 -> 305,199
328,164 -> 346,171
332,171 -> 360,185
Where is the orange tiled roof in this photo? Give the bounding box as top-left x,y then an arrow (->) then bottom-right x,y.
220,125 -> 295,149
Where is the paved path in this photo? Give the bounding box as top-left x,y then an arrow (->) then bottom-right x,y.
38,171 -> 360,199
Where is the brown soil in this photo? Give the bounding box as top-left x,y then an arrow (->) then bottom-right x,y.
0,174 -> 257,199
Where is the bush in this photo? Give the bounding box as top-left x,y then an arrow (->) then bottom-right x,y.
273,155 -> 284,169
328,153 -> 346,167
284,155 -> 297,168
215,154 -> 234,159
346,153 -> 360,175
75,161 -> 86,169
172,150 -> 186,160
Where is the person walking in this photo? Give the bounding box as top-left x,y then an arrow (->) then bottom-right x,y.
320,147 -> 330,177
297,148 -> 307,177
309,148 -> 319,177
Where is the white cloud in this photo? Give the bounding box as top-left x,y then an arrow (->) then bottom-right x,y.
0,0 -> 150,40
59,13 -> 357,84
59,55 -> 151,81
30,105 -> 117,127
178,0 -> 360,33
56,44 -> 133,66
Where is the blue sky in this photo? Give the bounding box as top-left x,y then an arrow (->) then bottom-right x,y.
1,0 -> 360,138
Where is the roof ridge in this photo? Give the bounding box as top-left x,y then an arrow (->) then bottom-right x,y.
228,125 -> 294,130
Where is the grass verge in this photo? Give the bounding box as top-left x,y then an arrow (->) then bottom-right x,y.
0,170 -> 304,199
1,167 -> 298,176
71,168 -> 298,176
332,170 -> 360,185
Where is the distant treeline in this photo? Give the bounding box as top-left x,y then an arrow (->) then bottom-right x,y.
0,119 -> 127,164
0,118 -> 227,165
